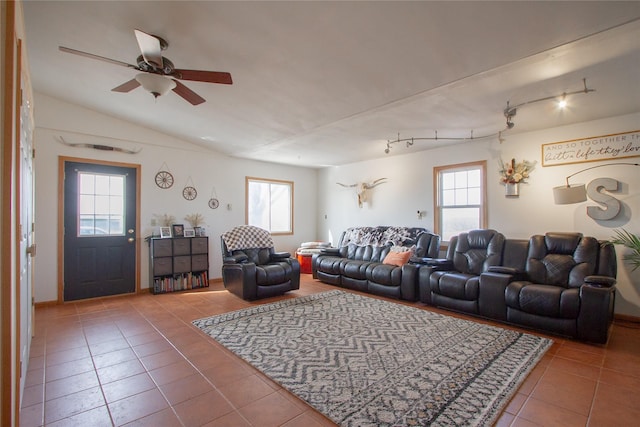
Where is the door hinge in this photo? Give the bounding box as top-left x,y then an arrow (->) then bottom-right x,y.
32,148 -> 35,159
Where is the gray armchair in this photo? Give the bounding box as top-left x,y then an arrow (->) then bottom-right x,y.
221,225 -> 300,300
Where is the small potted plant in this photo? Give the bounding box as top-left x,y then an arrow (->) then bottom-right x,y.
611,229 -> 640,272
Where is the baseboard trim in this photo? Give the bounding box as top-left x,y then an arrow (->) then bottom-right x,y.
614,313 -> 640,326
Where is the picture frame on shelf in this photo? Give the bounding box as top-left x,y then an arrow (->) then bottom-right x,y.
172,224 -> 185,237
160,227 -> 172,238
194,226 -> 205,236
184,228 -> 196,238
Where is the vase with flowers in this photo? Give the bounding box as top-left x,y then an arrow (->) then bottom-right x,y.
499,158 -> 535,197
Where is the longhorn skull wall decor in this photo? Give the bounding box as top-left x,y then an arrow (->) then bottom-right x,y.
337,178 -> 387,207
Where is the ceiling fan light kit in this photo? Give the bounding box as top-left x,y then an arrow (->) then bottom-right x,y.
135,73 -> 176,99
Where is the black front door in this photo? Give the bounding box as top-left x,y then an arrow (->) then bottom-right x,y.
63,160 -> 138,301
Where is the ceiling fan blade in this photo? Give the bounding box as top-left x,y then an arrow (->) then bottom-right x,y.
173,69 -> 233,85
112,79 -> 141,93
134,29 -> 164,69
59,46 -> 137,69
172,80 -> 206,105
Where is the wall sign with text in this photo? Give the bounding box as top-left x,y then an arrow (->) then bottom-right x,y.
541,130 -> 640,167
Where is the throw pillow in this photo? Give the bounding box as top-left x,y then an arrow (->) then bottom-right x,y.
382,251 -> 412,267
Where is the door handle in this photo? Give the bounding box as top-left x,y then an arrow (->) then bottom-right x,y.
128,229 -> 135,234
128,237 -> 135,243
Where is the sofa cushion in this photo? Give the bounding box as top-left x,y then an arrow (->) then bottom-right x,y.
430,272 -> 479,301
342,260 -> 373,280
256,262 -> 294,286
367,263 -> 403,286
505,282 -> 580,319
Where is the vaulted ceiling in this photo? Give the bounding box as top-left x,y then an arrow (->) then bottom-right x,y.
22,1 -> 640,168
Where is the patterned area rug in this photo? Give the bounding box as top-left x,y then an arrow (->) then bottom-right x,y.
192,291 -> 552,426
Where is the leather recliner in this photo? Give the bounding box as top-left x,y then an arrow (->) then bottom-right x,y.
221,226 -> 300,300
505,232 -> 616,343
425,229 -> 505,312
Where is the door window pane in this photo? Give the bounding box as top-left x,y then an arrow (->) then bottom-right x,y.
78,173 -> 125,236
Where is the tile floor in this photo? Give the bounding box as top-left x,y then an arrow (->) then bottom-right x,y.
20,275 -> 640,426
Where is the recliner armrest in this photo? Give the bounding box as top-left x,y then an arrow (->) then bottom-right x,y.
487,266 -> 526,280
584,275 -> 616,288
320,247 -> 341,255
271,252 -> 291,260
224,254 -> 249,264
487,266 -> 521,275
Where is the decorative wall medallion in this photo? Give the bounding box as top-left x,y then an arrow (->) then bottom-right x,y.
183,186 -> 197,201
155,171 -> 174,189
208,198 -> 219,209
155,162 -> 174,189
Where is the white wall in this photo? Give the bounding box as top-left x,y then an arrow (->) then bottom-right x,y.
33,93 -> 318,303
318,112 -> 640,317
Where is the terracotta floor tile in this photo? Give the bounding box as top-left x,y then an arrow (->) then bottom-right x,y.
101,372 -> 156,403
531,370 -> 596,415
173,390 -> 234,427
45,346 -> 91,367
148,360 -> 197,386
555,345 -> 605,366
158,373 -> 214,405
21,383 -> 44,408
588,388 -> 640,426
89,337 -> 131,356
125,331 -> 164,347
598,367 -> 640,390
121,407 -> 183,427
96,359 -> 146,385
45,370 -> 100,401
44,386 -> 106,424
518,397 -> 587,427
201,358 -> 253,388
46,405 -> 113,427
503,392 -> 527,415
282,411 -> 336,427
239,391 -> 305,427
217,373 -> 275,408
45,357 -> 95,382
24,367 -> 45,387
139,348 -> 184,371
132,339 -> 173,358
92,348 -> 137,371
107,388 -> 168,426
546,356 -> 601,381
201,410 -> 253,427
18,402 -> 43,427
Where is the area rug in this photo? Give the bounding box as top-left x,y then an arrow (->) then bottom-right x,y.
192,290 -> 552,426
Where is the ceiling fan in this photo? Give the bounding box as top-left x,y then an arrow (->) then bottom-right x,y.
59,29 -> 232,105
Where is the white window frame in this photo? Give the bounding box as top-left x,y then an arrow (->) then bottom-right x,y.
245,176 -> 294,235
433,160 -> 487,242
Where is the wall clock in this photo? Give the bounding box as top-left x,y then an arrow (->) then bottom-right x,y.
183,186 -> 197,200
